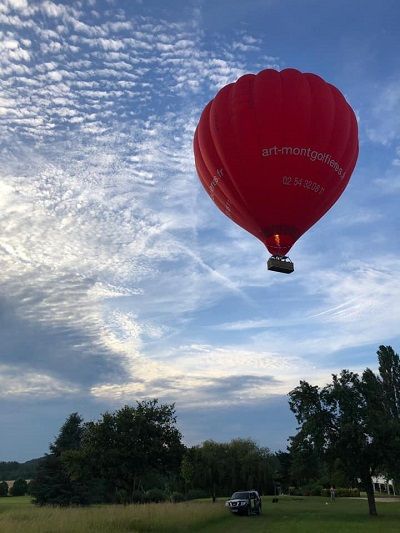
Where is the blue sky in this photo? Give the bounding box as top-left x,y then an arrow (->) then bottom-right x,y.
1,0 -> 400,461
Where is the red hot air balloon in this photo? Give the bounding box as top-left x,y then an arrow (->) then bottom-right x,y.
193,68 -> 358,273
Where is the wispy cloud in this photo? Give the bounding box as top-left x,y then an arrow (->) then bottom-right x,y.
365,79 -> 400,146
2,0 -> 398,429
0,0 -> 284,406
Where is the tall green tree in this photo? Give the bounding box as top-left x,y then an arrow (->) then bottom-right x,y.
287,431 -> 328,488
363,346 -> 400,482
288,346 -> 400,516
51,413 -> 84,454
65,400 -> 184,502
181,438 -> 276,496
30,413 -> 87,506
274,451 -> 293,492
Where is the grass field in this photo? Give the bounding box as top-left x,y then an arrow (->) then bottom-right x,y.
0,495 -> 400,532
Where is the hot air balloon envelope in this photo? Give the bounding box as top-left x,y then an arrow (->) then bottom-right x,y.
193,68 -> 359,273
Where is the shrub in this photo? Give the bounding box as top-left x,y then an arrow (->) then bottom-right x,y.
0,481 -> 8,497
26,480 -> 35,496
10,478 -> 28,496
321,487 -> 360,497
170,491 -> 185,503
146,488 -> 166,503
298,483 -> 323,496
186,489 -> 208,500
115,489 -> 129,504
131,490 -> 146,504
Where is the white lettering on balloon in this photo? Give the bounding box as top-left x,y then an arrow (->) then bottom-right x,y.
262,146 -> 346,179
209,168 -> 224,199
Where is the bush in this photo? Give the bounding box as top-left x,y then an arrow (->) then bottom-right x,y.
26,480 -> 35,496
0,481 -> 8,497
170,491 -> 185,503
10,478 -> 28,496
186,489 -> 208,500
115,489 -> 129,504
298,483 -> 323,496
131,490 -> 146,504
321,487 -> 360,498
146,488 -> 166,503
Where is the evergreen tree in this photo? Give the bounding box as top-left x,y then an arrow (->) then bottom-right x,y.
30,413 -> 87,506
10,478 -> 28,496
0,481 -> 8,497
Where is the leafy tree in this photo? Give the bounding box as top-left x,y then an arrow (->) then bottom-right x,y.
10,478 -> 28,496
199,440 -> 227,499
287,432 -> 327,488
274,451 -> 292,492
181,438 -> 277,497
64,400 -> 184,502
180,452 -> 195,495
288,346 -> 400,516
0,481 -> 8,497
373,346 -> 400,481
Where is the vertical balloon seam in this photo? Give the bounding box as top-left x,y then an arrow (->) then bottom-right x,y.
313,84 -> 351,219
230,74 -> 263,221
254,69 -> 288,251
238,73 -> 273,242
251,70 -> 278,219
195,106 -> 248,216
194,126 -> 263,238
330,86 -> 353,165
210,84 -> 264,236
306,74 -> 336,157
299,73 -> 336,234
251,71 -> 274,236
194,128 -> 232,208
275,69 -> 308,247
201,90 -> 266,239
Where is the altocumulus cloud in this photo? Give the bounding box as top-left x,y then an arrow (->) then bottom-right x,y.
0,0 -> 283,405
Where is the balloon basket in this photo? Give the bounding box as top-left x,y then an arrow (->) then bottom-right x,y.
267,256 -> 294,274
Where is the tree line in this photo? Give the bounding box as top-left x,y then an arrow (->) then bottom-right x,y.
2,345 -> 399,517
19,399 -> 278,506
0,459 -> 41,481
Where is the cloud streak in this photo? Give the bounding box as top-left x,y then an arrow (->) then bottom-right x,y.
0,0 -> 285,405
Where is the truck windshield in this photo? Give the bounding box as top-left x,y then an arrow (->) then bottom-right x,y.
231,492 -> 250,499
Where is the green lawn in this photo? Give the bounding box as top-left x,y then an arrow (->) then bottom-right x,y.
0,495 -> 399,532
204,495 -> 400,532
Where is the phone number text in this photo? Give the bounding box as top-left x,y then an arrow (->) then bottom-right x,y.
282,176 -> 325,194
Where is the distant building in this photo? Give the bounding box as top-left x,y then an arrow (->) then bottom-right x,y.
4,480 -> 31,490
372,476 -> 396,495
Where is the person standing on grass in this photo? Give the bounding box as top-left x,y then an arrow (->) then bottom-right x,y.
330,486 -> 336,501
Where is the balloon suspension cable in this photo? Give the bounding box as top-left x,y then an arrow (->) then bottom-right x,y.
267,255 -> 294,274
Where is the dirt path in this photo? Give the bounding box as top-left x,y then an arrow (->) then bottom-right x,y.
353,497 -> 400,503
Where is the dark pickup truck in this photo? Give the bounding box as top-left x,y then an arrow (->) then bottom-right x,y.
225,490 -> 262,516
